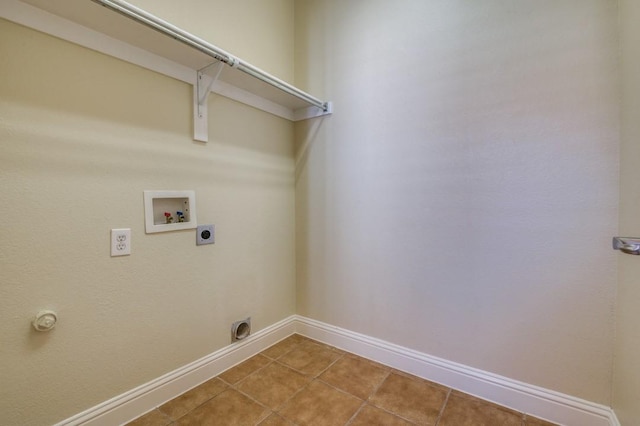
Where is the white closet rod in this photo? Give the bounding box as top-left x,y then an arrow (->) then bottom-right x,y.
92,0 -> 329,112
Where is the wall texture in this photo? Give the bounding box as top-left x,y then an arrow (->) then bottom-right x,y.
295,0 -> 619,404
614,0 -> 640,423
1,1 -> 627,424
128,0 -> 294,82
0,1 -> 295,424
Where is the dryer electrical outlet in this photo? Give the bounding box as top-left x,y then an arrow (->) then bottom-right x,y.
196,225 -> 215,245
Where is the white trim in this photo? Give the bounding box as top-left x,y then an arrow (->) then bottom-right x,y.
53,316 -> 296,426
609,410 -> 621,426
293,101 -> 334,121
212,80 -> 295,121
53,315 -> 619,426
293,316 -> 618,426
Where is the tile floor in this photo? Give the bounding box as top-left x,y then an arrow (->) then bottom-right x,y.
127,334 -> 559,426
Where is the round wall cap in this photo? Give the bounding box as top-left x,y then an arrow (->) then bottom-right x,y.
33,310 -> 57,332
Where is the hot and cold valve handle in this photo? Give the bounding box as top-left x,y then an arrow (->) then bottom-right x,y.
613,237 -> 640,255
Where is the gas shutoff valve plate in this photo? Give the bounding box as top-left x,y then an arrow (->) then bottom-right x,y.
33,310 -> 57,331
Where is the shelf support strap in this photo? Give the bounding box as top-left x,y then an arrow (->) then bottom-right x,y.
194,61 -> 224,142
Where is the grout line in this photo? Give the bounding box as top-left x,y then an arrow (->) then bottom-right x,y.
344,401 -> 367,426
367,369 -> 391,403
225,365 -> 292,418
226,357 -> 276,388
144,334 -> 550,426
434,388 -> 452,426
261,334 -> 310,361
272,358 -> 313,377
272,377 -> 313,415
156,408 -> 173,425
270,345 -> 346,379
312,352 -> 346,379
342,368 -> 421,425
314,376 -> 365,402
245,337 -> 321,418
226,380 -> 281,426
215,340 -> 310,426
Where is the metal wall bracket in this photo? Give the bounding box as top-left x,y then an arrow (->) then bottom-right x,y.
293,101 -> 334,121
193,61 -> 224,142
613,237 -> 640,255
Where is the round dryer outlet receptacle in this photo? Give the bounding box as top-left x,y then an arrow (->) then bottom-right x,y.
231,317 -> 251,342
196,224 -> 215,245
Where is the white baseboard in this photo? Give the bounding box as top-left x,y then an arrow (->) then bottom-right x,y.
293,315 -> 618,426
54,316 -> 296,426
610,410 -> 621,426
55,315 -> 619,426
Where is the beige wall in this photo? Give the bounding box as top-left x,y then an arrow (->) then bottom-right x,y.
129,0 -> 294,82
613,0 -> 640,423
1,1 -> 630,424
295,0 -> 619,404
0,0 -> 295,424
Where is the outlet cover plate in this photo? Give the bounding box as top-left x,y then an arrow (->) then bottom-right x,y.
111,228 -> 131,256
196,224 -> 215,245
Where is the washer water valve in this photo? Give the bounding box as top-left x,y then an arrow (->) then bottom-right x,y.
32,310 -> 57,332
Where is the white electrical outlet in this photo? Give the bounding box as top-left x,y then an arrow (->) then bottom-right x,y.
111,228 -> 131,257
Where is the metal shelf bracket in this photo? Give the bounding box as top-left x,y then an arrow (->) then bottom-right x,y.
194,61 -> 225,142
613,236 -> 640,255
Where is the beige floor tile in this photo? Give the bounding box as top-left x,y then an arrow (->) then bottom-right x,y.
219,354 -> 272,385
525,414 -> 561,426
277,340 -> 343,376
127,337 -> 559,426
369,372 -> 448,424
258,413 -> 296,425
301,338 -> 346,354
278,380 -> 363,426
157,377 -> 227,420
349,404 -> 415,425
175,389 -> 270,426
126,409 -> 172,426
261,334 -> 308,359
438,391 -> 523,426
319,354 -> 389,400
236,361 -> 311,409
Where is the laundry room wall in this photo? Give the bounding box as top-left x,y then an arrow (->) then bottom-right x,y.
294,0 -> 619,404
0,1 -> 296,424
